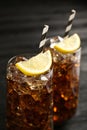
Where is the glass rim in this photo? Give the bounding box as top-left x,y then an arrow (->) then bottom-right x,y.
45,37 -> 81,54
7,53 -> 37,64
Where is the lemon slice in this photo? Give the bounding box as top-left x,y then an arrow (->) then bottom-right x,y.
54,33 -> 81,53
15,50 -> 52,76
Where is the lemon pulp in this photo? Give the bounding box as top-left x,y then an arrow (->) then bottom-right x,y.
15,50 -> 52,76
54,33 -> 81,53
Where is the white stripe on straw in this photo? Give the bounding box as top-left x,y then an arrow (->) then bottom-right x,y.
64,9 -> 76,37
39,25 -> 49,48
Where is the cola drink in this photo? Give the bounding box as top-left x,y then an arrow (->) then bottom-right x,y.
51,48 -> 81,125
6,55 -> 53,130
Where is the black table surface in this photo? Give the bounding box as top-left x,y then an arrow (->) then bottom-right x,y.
0,1 -> 87,130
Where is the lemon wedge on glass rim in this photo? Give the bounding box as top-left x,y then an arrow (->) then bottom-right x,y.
54,33 -> 81,53
15,50 -> 52,76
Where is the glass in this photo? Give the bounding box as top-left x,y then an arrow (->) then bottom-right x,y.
6,53 -> 53,130
51,47 -> 81,125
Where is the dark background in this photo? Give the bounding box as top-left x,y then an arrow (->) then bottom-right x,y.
0,0 -> 87,130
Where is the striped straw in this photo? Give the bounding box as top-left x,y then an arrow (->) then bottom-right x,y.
39,25 -> 49,48
64,9 -> 76,37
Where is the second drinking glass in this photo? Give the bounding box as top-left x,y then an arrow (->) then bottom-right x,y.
44,34 -> 81,125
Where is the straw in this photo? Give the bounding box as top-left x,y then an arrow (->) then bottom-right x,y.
39,10 -> 76,50
39,35 -> 60,50
64,9 -> 76,37
39,25 -> 49,48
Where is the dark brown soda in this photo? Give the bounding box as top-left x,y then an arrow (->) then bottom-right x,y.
6,56 -> 53,130
51,48 -> 81,125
